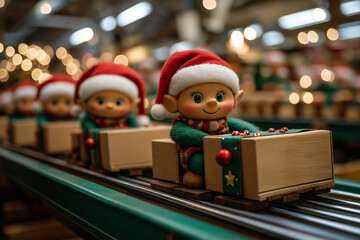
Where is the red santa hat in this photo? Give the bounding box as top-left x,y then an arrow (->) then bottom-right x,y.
38,74 -> 76,101
12,80 -> 38,102
151,50 -> 239,120
75,62 -> 149,125
0,90 -> 13,107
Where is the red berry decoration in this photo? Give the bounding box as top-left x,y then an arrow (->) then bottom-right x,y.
279,129 -> 286,133
232,130 -> 240,136
216,149 -> 232,166
281,127 -> 288,132
240,133 -> 246,136
85,138 -> 95,149
153,123 -> 158,127
253,132 -> 262,136
243,130 -> 250,135
268,128 -> 275,132
144,124 -> 149,128
119,123 -> 124,128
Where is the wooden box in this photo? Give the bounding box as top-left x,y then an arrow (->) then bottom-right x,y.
152,139 -> 181,183
97,126 -> 171,172
203,130 -> 334,201
0,116 -> 9,140
42,121 -> 81,154
70,130 -> 89,165
11,118 -> 38,147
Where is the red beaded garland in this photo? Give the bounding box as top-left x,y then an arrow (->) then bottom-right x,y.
279,129 -> 286,133
232,130 -> 240,135
243,130 -> 250,135
240,133 -> 246,136
85,138 -> 95,149
253,132 -> 262,136
268,128 -> 275,132
119,123 -> 124,128
216,149 -> 232,166
281,127 -> 288,132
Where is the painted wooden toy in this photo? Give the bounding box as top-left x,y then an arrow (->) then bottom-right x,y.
72,62 -> 170,172
0,90 -> 14,140
36,74 -> 81,154
9,80 -> 38,147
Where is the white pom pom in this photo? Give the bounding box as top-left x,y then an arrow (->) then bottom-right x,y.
32,101 -> 43,114
137,115 -> 150,126
71,104 -> 83,117
150,104 -> 166,120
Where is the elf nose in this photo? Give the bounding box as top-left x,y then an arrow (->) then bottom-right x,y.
106,103 -> 114,109
206,99 -> 218,108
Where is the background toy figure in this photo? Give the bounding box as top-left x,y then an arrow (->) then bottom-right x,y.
37,74 -> 77,150
151,50 -> 259,188
0,90 -> 14,116
10,80 -> 38,122
74,62 -> 149,168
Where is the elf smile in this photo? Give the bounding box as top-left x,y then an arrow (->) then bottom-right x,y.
203,108 -> 221,114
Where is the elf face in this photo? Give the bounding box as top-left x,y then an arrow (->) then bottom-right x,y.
2,104 -> 14,115
84,90 -> 134,119
43,95 -> 73,118
15,97 -> 35,115
164,83 -> 243,120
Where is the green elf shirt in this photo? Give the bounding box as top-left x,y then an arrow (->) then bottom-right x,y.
171,116 -> 259,174
81,112 -> 138,169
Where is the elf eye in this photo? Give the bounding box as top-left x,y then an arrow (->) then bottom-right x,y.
115,99 -> 122,106
97,97 -> 104,105
216,91 -> 224,102
51,99 -> 58,105
192,93 -> 202,104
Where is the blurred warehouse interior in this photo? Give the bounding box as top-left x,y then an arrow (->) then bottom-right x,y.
0,0 -> 360,164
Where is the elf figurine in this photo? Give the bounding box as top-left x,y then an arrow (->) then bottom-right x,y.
74,62 -> 149,168
151,50 -> 259,188
0,89 -> 14,116
10,80 -> 38,122
36,74 -> 77,150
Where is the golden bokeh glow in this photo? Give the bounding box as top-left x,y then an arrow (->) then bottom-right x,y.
39,55 -> 51,65
0,43 -> 4,53
289,92 -> 300,104
321,69 -> 335,82
203,0 -> 216,10
302,92 -> 314,104
298,32 -> 309,44
0,68 -> 8,78
230,30 -> 244,47
12,53 -> 23,66
40,2 -> 52,14
18,43 -> 29,55
5,46 -> 15,57
86,57 -> 98,68
327,28 -> 339,41
114,54 -> 129,66
244,27 -> 257,40
56,47 -> 67,59
66,63 -> 78,75
21,59 -> 32,71
299,75 -> 312,88
31,68 -> 42,81
307,31 -> 319,43
36,49 -> 47,61
0,0 -> 5,8
6,61 -> 16,72
62,54 -> 73,66
27,48 -> 37,60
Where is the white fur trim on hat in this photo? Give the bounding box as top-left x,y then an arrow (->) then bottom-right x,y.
71,104 -> 83,117
151,104 -> 167,120
168,64 -> 239,96
137,115 -> 150,126
40,82 -> 75,101
79,74 -> 138,100
32,101 -> 43,114
13,86 -> 37,101
0,92 -> 13,107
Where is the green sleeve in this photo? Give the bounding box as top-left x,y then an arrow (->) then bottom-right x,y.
126,114 -> 138,128
37,114 -> 49,128
81,114 -> 98,139
170,121 -> 209,148
227,118 -> 260,133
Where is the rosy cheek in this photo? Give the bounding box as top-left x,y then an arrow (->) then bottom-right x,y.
184,104 -> 199,114
119,107 -> 129,114
223,102 -> 234,111
90,105 -> 98,111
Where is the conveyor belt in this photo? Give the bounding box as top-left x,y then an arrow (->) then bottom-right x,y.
1,141 -> 360,240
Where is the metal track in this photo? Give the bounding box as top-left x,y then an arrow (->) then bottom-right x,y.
2,142 -> 360,240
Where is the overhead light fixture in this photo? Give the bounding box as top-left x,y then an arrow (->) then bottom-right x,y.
40,2 -> 52,14
340,0 -> 360,16
69,28 -> 94,46
338,21 -> 360,40
278,8 -> 330,30
100,16 -> 117,31
117,2 -> 152,27
262,31 -> 285,46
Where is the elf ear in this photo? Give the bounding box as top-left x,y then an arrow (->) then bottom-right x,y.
233,90 -> 244,108
131,97 -> 141,112
163,94 -> 178,113
77,99 -> 87,111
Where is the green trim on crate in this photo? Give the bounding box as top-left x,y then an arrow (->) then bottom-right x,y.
334,178 -> 360,194
0,148 -> 250,240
